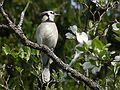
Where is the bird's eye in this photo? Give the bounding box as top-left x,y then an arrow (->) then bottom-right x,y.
50,12 -> 54,14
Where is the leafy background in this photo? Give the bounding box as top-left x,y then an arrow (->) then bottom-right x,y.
0,0 -> 120,90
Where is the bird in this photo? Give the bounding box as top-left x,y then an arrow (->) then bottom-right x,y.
36,10 -> 59,83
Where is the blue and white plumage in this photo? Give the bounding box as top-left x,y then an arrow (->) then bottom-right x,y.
36,11 -> 59,83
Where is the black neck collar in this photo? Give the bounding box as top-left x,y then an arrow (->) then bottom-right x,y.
41,13 -> 55,23
42,19 -> 55,23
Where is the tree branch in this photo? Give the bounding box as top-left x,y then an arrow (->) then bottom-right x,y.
0,24 -> 9,28
18,1 -> 30,29
0,1 -> 103,90
0,1 -> 12,25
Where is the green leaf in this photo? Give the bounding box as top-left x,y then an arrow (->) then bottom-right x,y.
75,45 -> 85,52
83,62 -> 94,70
25,47 -> 31,62
2,44 -> 11,55
112,23 -> 119,30
114,66 -> 120,76
104,43 -> 111,48
68,25 -> 77,34
75,42 -> 89,52
65,33 -> 75,39
91,66 -> 101,75
116,23 -> 120,28
113,34 -> 120,42
11,52 -> 18,58
18,48 -> 25,59
92,37 -> 104,49
89,21 -> 94,28
83,42 -> 89,52
112,30 -> 120,37
15,66 -> 23,73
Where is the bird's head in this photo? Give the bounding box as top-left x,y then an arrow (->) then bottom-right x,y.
40,10 -> 60,22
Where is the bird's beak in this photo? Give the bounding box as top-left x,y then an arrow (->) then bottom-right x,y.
55,13 -> 60,16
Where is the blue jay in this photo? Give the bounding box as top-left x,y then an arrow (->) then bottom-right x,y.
36,11 -> 59,83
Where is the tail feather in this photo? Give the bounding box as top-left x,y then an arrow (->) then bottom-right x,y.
42,67 -> 50,83
41,53 -> 50,83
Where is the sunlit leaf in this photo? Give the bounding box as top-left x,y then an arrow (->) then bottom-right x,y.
2,44 -> 11,55
69,50 -> 81,66
92,37 -> 104,49
112,29 -> 120,37
91,66 -> 101,75
116,23 -> 120,28
25,47 -> 31,62
18,48 -> 25,59
65,33 -> 75,39
113,34 -> 120,42
83,62 -> 94,70
112,23 -> 119,30
68,25 -> 77,34
15,66 -> 23,73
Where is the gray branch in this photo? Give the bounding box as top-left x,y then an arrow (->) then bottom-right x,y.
0,24 -> 9,28
0,1 -> 103,90
18,1 -> 30,29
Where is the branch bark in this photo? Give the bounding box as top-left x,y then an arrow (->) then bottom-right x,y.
0,24 -> 9,28
18,1 -> 30,29
0,1 -> 103,90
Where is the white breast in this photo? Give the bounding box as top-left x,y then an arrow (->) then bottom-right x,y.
36,22 -> 58,49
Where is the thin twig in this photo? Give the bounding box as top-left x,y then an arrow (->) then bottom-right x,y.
0,84 -> 9,90
18,1 -> 30,29
5,75 -> 10,90
0,0 -> 4,6
0,24 -> 9,28
0,75 -> 10,90
0,1 -> 13,25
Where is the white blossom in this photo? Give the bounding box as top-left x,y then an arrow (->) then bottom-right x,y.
66,25 -> 89,46
76,32 -> 88,45
111,55 -> 120,66
112,23 -> 119,30
68,25 -> 77,34
65,25 -> 77,39
91,0 -> 99,3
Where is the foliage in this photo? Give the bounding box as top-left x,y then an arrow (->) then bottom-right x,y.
0,0 -> 120,90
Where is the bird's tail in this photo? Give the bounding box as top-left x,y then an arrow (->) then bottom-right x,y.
41,53 -> 50,83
